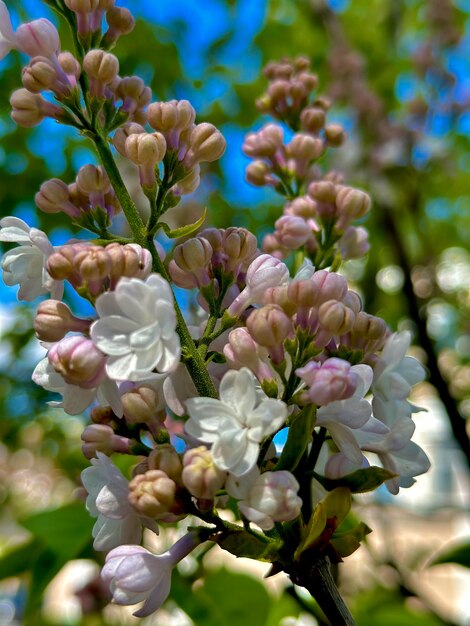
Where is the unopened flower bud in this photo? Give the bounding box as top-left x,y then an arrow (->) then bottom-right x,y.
46,243 -> 88,280
35,178 -> 80,218
117,76 -> 148,113
274,215 -> 311,249
65,0 -> 99,11
76,164 -> 111,196
296,357 -> 358,405
246,304 -> 292,348
58,52 -> 81,79
113,122 -> 145,156
184,123 -> 226,168
128,470 -> 182,519
81,424 -> 130,459
308,180 -> 337,204
182,446 -> 226,500
121,384 -> 164,424
34,299 -> 90,342
324,123 -> 346,146
148,444 -> 182,482
246,160 -> 272,187
22,57 -> 56,93
343,290 -> 362,315
16,19 -> 60,59
223,227 -> 258,270
171,237 -> 212,287
287,279 -> 317,308
173,165 -> 200,195
105,242 -> 151,279
48,335 -> 106,388
83,50 -> 119,90
125,132 -> 166,185
147,99 -> 196,135
287,133 -> 323,161
75,246 -> 112,282
10,88 -> 61,127
311,270 -> 348,304
90,405 -> 115,424
353,312 -> 388,341
318,299 -> 355,334
104,6 -> 135,44
263,284 -> 295,313
243,123 -> 283,158
300,106 -> 326,133
286,196 -> 317,218
336,186 -> 371,222
339,226 -> 370,259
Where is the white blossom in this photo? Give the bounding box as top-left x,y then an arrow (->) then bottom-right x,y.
185,367 -> 288,476
102,532 -> 201,617
238,470 -> 302,530
316,364 -> 389,464
32,357 -> 122,417
0,217 -> 63,301
91,274 -> 181,381
81,452 -> 158,552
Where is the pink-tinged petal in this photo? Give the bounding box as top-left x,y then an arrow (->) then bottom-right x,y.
0,216 -> 32,241
29,228 -> 54,255
133,576 -> 171,617
317,397 -> 371,428
105,352 -> 139,380
351,364 -> 373,397
91,317 -> 138,355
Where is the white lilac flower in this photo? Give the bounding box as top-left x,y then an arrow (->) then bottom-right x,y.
32,357 -> 122,417
238,470 -> 302,530
102,532 -> 201,617
90,274 -> 181,381
0,217 -> 63,301
81,452 -> 158,552
185,367 -> 288,476
316,364 -> 389,464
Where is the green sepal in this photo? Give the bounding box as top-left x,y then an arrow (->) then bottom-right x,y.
330,521 -> 372,558
275,406 -> 316,472
311,466 -> 397,493
215,527 -> 283,563
159,208 -> 207,239
430,541 -> 470,568
261,379 -> 279,399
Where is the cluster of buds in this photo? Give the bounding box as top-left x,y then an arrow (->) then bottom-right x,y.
63,0 -> 135,48
46,241 -> 151,297
169,227 -> 258,302
36,165 -> 121,227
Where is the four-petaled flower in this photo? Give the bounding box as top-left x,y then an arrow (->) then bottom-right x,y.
91,274 -> 181,381
185,367 -> 288,476
81,452 -> 158,552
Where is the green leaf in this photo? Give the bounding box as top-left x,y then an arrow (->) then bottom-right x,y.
160,208 -> 207,239
311,466 -> 397,493
215,528 -> 282,563
430,541 -> 470,568
21,502 -> 94,560
0,539 -> 42,579
331,522 -> 372,557
275,406 -> 316,472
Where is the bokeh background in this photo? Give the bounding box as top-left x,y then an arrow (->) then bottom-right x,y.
0,0 -> 469,624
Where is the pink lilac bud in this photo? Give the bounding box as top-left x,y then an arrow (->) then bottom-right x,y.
318,299 -> 355,334
10,88 -> 62,127
343,290 -> 362,315
90,405 -> 115,424
300,106 -> 326,134
147,100 -> 196,149
58,52 -> 81,80
263,284 -> 296,314
148,445 -> 182,483
75,245 -> 112,282
125,132 -> 167,186
106,243 -> 151,280
182,446 -> 226,501
286,134 -> 323,177
48,335 -> 106,388
223,227 -> 258,272
285,196 -> 317,219
35,178 -> 81,218
183,123 -> 226,168
274,215 -> 312,249
170,237 -> 212,287
246,160 -> 276,187
339,226 -> 370,259
76,164 -> 111,208
64,0 -> 100,35
81,424 -> 131,459
246,304 -> 292,364
311,270 -> 348,305
308,180 -> 337,204
262,233 -> 289,260
243,123 -> 284,158
121,384 -> 165,425
335,187 -> 371,230
296,357 -> 357,405
16,19 -> 60,59
103,6 -> 135,46
223,327 -> 274,382
83,50 -> 119,98
46,242 -> 91,281
116,76 -> 149,115
113,122 -> 145,157
324,123 -> 346,146
287,279 -> 318,308
34,299 -> 90,342
22,57 -> 56,93
128,469 -> 184,520
228,254 -> 290,316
